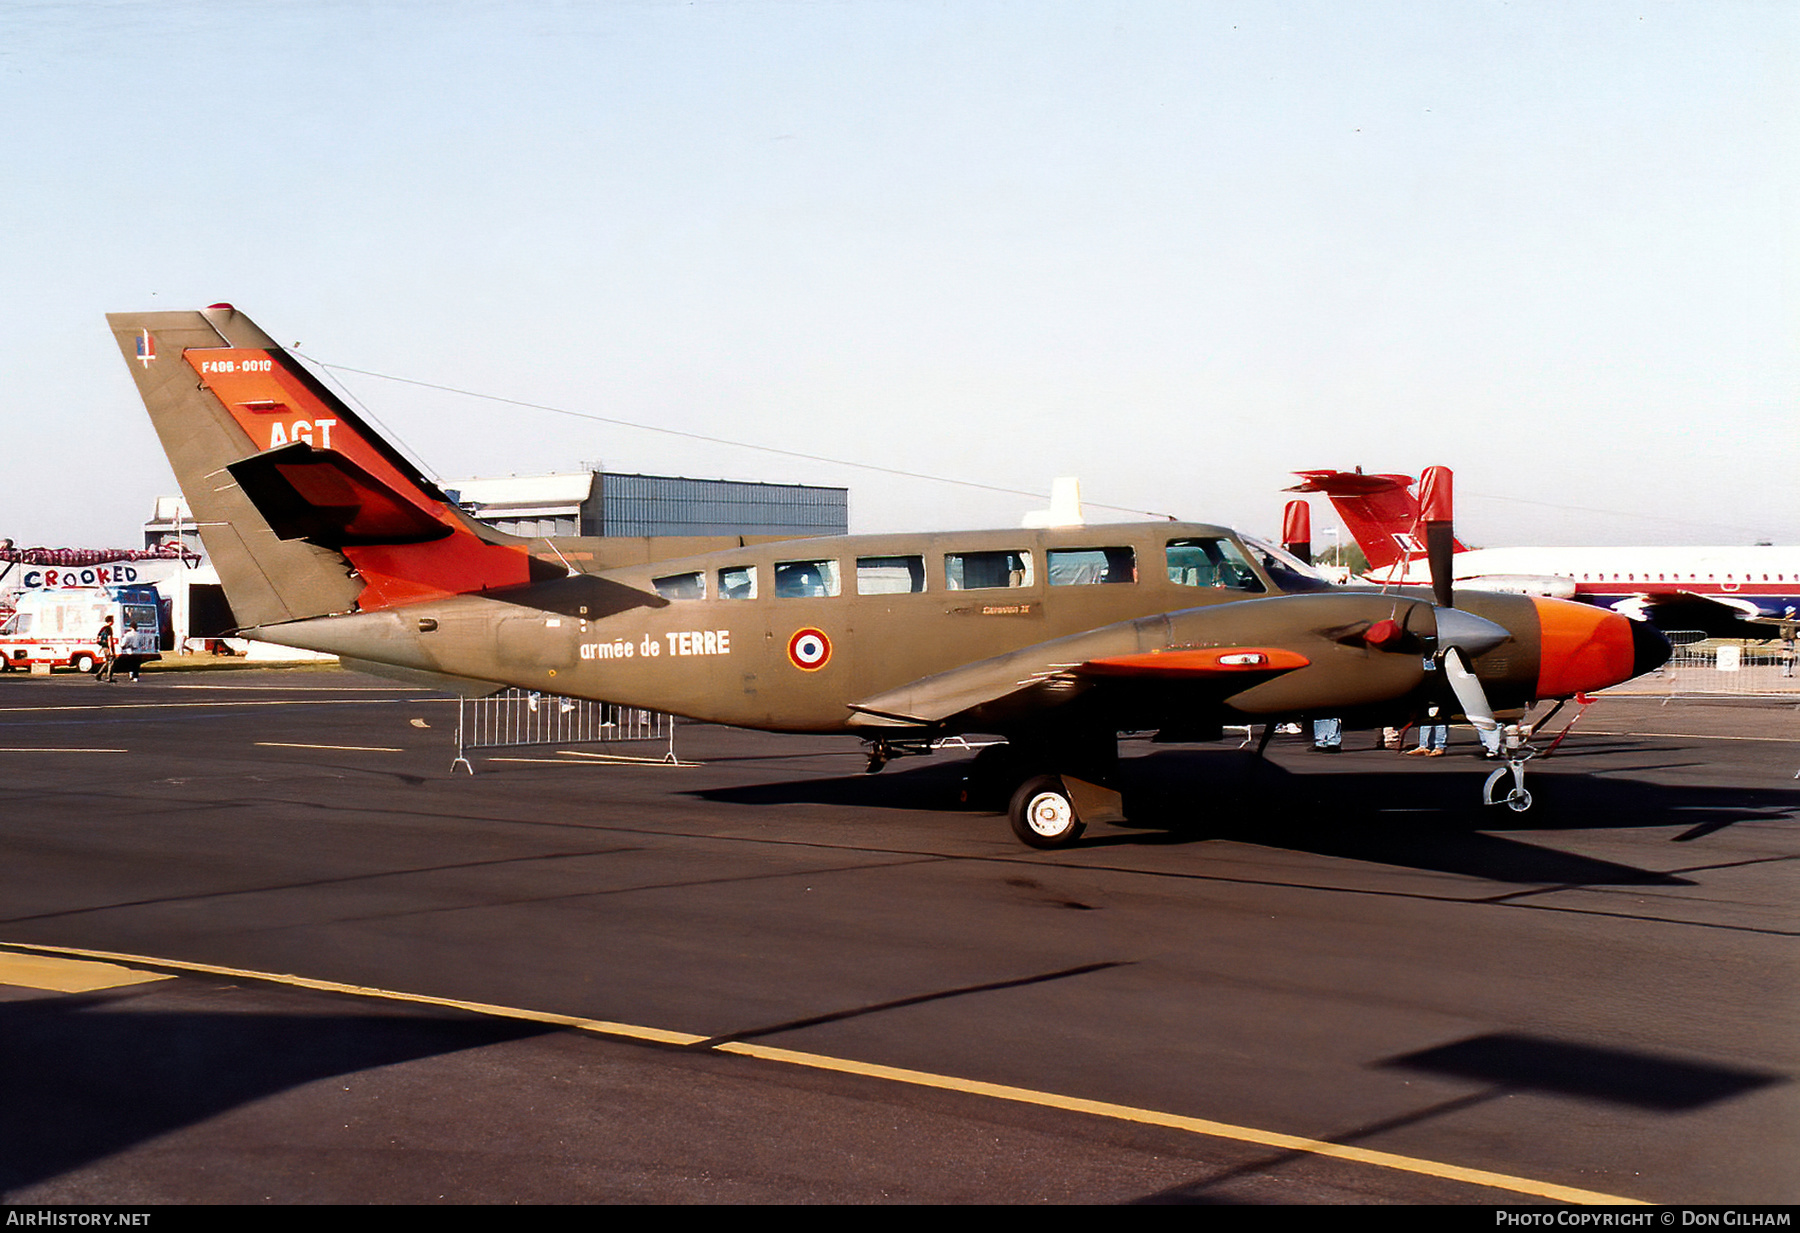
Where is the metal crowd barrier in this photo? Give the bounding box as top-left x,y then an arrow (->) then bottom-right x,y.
454,689 -> 677,773
1609,631 -> 1800,699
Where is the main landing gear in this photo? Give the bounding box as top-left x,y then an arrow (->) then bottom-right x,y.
963,731 -> 1124,850
1010,775 -> 1083,848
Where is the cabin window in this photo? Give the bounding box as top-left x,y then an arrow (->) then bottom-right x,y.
857,555 -> 926,594
717,565 -> 757,600
774,559 -> 841,598
1047,547 -> 1136,586
944,550 -> 1033,590
652,571 -> 705,600
1166,538 -> 1266,593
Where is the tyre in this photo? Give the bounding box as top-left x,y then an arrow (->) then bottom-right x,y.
70,654 -> 95,674
1008,774 -> 1086,849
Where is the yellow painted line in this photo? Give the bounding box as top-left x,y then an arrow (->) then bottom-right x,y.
0,700 -> 407,714
0,941 -> 1644,1205
486,755 -> 700,767
0,942 -> 703,1047
255,742 -> 405,752
0,951 -> 174,993
172,685 -> 435,692
555,750 -> 700,766
720,1042 -> 1644,1205
1582,729 -> 1800,744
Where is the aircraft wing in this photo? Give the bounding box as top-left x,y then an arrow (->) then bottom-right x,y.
847,594 -> 1437,732
847,641 -> 1310,730
1611,589 -> 1791,634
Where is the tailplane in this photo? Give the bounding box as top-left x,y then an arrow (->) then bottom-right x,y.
108,304 -> 553,628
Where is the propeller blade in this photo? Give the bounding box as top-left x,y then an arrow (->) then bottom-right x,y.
1442,645 -> 1501,752
1417,465 -> 1455,610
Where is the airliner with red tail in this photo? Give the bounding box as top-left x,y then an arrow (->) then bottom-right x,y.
1289,469 -> 1800,638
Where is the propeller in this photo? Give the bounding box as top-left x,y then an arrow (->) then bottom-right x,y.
1416,466 -> 1502,753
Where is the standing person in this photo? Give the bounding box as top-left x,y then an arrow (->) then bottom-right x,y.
94,614 -> 117,682
1408,705 -> 1449,756
122,623 -> 161,682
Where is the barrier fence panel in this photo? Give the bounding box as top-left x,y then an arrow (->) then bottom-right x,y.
455,690 -> 676,772
1609,632 -> 1800,699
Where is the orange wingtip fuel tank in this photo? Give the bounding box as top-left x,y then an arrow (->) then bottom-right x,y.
1083,647 -> 1311,677
1532,597 -> 1669,697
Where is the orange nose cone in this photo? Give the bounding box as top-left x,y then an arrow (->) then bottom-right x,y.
1531,598 -> 1664,697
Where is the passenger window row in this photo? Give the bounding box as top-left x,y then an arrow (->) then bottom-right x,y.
651,539 -> 1265,600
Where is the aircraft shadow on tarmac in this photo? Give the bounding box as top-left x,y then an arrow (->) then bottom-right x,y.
1131,1030 -> 1790,1204
0,989 -> 552,1195
692,745 -> 1800,888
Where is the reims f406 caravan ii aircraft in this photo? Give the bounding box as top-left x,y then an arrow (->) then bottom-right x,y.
108,306 -> 1670,848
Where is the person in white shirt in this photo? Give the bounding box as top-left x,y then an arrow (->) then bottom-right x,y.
118,624 -> 156,682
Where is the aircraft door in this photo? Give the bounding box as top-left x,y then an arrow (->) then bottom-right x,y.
495,613 -> 578,673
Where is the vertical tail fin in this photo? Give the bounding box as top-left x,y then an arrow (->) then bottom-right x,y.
108,305 -> 551,627
1286,469 -> 1466,574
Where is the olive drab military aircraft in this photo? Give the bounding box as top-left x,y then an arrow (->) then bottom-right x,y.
108,305 -> 1671,848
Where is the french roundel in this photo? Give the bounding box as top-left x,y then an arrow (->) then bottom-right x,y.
787,628 -> 832,671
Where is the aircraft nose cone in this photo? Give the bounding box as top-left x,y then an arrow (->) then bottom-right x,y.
1631,616 -> 1672,678
1531,597 -> 1657,698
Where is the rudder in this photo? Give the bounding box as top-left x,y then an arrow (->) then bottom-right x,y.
108,304 -> 550,629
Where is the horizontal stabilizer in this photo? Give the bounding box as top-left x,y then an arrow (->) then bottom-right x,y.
228,443 -> 454,547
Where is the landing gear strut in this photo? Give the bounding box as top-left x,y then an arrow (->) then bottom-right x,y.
1480,725 -> 1536,812
976,730 -> 1123,849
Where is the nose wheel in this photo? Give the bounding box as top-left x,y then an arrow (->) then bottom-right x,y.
1482,748 -> 1536,813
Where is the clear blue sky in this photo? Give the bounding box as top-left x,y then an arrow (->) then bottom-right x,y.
3,0 -> 1793,549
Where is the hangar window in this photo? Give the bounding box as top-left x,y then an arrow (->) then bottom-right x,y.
945,550 -> 1033,590
1047,547 -> 1136,585
652,571 -> 704,600
858,555 -> 926,594
1166,538 -> 1266,593
774,559 -> 841,598
717,565 -> 757,600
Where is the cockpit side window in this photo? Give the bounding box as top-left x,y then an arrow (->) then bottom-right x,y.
1166,538 -> 1266,593
1239,535 -> 1336,593
652,571 -> 705,600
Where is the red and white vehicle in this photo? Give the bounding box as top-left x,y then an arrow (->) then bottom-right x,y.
0,585 -> 162,673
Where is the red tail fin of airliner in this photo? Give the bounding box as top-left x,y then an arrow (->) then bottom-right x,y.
1286,469 -> 1467,574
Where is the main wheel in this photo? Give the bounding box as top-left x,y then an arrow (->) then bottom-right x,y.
1008,775 -> 1086,849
